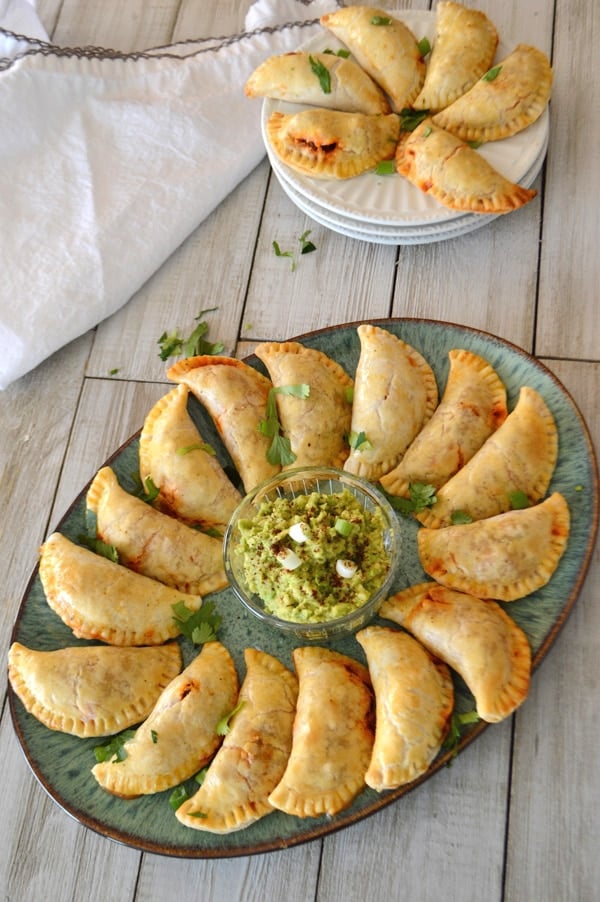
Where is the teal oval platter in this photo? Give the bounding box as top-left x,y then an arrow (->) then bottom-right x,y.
9,319 -> 599,858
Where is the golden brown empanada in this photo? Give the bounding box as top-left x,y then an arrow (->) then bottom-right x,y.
176,648 -> 299,833
92,642 -> 238,798
356,626 -> 454,790
8,642 -> 182,738
139,383 -> 241,530
380,583 -> 531,722
417,492 -> 570,602
255,341 -> 353,469
380,349 -> 507,497
344,324 -> 438,480
396,118 -> 536,213
413,1 -> 498,112
39,532 -> 203,646
432,44 -> 553,142
167,355 -> 279,492
268,646 -> 374,817
417,385 -> 558,528
321,6 -> 426,112
266,107 -> 400,180
245,51 -> 391,114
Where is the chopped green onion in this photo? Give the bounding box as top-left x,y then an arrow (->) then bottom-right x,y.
399,107 -> 430,132
509,490 -> 530,510
334,518 -> 354,537
309,55 -> 331,93
417,36 -> 431,57
375,159 -> 395,175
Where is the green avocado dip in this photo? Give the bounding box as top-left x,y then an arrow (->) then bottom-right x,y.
236,488 -> 389,623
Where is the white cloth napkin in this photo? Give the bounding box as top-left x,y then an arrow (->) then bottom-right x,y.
0,0 -> 339,390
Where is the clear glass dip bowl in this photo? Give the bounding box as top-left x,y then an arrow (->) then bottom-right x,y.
223,466 -> 401,642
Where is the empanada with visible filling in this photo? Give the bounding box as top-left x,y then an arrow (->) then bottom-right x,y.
417,385 -> 558,528
176,648 -> 299,833
39,532 -> 203,646
344,324 -> 438,480
433,44 -> 553,143
266,107 -> 400,180
380,349 -> 507,497
268,646 -> 374,818
254,341 -> 353,470
413,1 -> 498,112
245,51 -> 391,115
380,583 -> 532,723
86,467 -> 227,595
417,492 -> 570,602
356,626 -> 454,790
396,118 -> 536,213
8,641 -> 182,738
139,383 -> 241,529
167,355 -> 279,492
321,6 -> 426,112
92,642 -> 238,798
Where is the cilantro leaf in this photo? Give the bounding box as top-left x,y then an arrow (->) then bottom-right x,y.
382,482 -> 437,517
371,15 -> 392,25
299,229 -> 317,255
450,510 -> 473,525
417,36 -> 431,57
94,729 -> 136,763
216,700 -> 245,736
172,600 -> 222,645
509,490 -> 530,510
77,533 -> 119,563
157,308 -> 223,361
399,108 -> 430,132
259,385 -> 310,465
132,474 -> 160,505
309,54 -> 331,93
348,430 -> 373,452
443,710 -> 480,761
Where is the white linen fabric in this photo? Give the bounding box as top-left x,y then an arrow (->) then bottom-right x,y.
0,0 -> 339,389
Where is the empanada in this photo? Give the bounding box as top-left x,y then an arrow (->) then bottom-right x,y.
417,385 -> 558,528
396,118 -> 537,213
432,44 -> 553,142
344,324 -> 438,480
380,583 -> 531,722
176,648 -> 299,833
245,51 -> 391,114
39,532 -> 203,646
268,646 -> 374,817
380,349 -> 507,497
8,641 -> 182,738
417,492 -> 570,602
139,383 -> 241,530
92,641 -> 238,798
321,6 -> 426,112
167,355 -> 279,492
266,107 -> 400,180
413,1 -> 498,112
356,626 -> 454,790
254,341 -> 353,469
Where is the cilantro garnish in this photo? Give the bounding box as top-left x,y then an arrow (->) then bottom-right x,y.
450,510 -> 473,525
375,160 -> 395,176
443,710 -> 480,761
348,430 -> 373,452
94,729 -> 136,764
216,700 -> 245,737
384,482 -> 437,517
273,231 -> 317,271
151,730 -> 158,744
172,600 -> 222,645
482,64 -> 502,82
399,108 -> 430,132
132,474 -> 160,505
323,47 -> 350,58
259,384 -> 310,466
77,533 -> 119,563
371,15 -> 392,25
509,490 -> 530,510
309,54 -> 331,93
157,307 -> 224,361
417,36 -> 431,57
176,442 -> 216,456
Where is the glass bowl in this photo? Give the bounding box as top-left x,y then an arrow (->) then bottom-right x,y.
223,466 -> 402,642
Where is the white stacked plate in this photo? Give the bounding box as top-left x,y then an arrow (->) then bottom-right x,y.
261,9 -> 550,245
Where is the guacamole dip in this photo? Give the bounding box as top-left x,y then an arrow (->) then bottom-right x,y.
237,488 -> 389,623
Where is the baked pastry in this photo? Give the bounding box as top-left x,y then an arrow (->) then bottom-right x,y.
92,642 -> 239,798
380,583 -> 531,722
176,648 -> 299,832
245,51 -> 391,114
266,107 -> 400,179
8,641 -> 182,737
356,626 -> 454,790
344,324 -> 438,480
417,492 -> 570,602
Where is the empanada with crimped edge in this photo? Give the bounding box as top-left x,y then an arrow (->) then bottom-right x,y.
417,385 -> 558,528
39,532 -> 203,646
8,641 -> 182,738
356,626 -> 454,790
344,324 -> 438,480
266,107 -> 400,180
86,467 -> 226,595
139,383 -> 241,530
396,118 -> 537,214
320,6 -> 426,112
412,1 -> 498,112
417,492 -> 570,602
245,51 -> 391,115
92,642 -> 238,798
380,348 -> 507,497
176,648 -> 299,833
432,44 -> 553,143
254,341 -> 353,470
167,355 -> 279,493
380,583 -> 532,723
268,646 -> 374,818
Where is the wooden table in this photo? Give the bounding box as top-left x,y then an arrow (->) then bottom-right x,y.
1,1 -> 598,900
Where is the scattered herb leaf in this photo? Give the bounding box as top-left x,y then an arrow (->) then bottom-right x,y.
273,239 -> 296,270
151,730 -> 158,744
371,15 -> 392,25
299,229 -> 317,255
94,729 -> 136,764
375,159 -> 395,175
417,36 -> 431,56
443,710 -> 480,761
309,54 -> 331,93
383,482 -> 437,517
157,307 -> 223,361
482,64 -> 502,82
348,430 -> 373,452
323,47 -> 350,58
509,490 -> 530,510
77,533 -> 119,563
176,442 -> 216,456
172,600 -> 222,646
450,510 -> 473,525
132,474 -> 160,505
216,700 -> 246,737
259,384 -> 310,465
399,107 -> 430,132
108,368 -> 120,376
